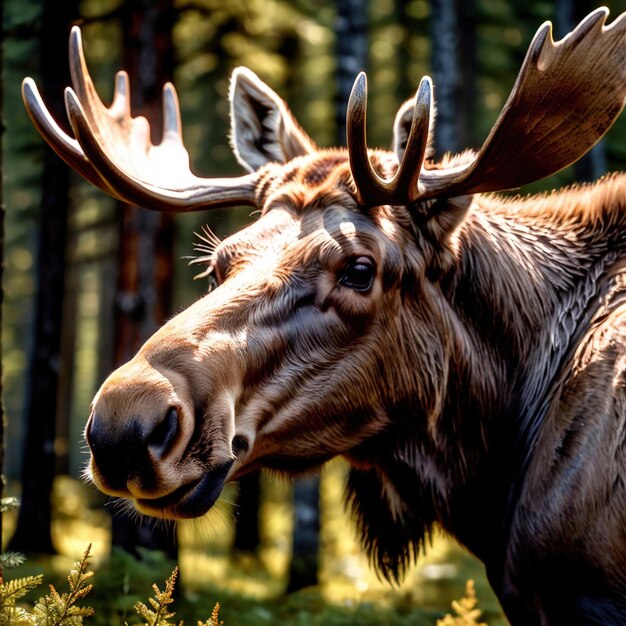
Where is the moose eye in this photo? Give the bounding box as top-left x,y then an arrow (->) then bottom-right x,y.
339,257 -> 375,292
207,272 -> 218,292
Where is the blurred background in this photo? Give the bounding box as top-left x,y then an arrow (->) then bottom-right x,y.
3,0 -> 626,624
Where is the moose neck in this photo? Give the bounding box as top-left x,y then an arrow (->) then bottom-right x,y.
452,178 -> 626,549
454,178 -> 626,433
347,174 -> 626,575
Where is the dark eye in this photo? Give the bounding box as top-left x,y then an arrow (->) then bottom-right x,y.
339,256 -> 375,292
207,271 -> 218,292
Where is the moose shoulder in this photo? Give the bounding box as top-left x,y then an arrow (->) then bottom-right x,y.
23,8 -> 626,626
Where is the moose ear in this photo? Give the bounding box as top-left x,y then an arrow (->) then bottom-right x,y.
230,67 -> 317,173
392,96 -> 436,163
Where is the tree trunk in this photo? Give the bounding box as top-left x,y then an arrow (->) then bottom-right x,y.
335,0 -> 368,145
0,0 -> 6,568
430,0 -> 461,156
55,244 -> 78,476
286,0 -> 370,593
457,0 -> 476,149
394,0 -> 419,105
9,0 -> 78,554
286,476 -> 322,593
233,473 -> 261,553
109,0 -> 178,559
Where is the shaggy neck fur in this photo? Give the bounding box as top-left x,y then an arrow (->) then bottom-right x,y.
346,173 -> 626,582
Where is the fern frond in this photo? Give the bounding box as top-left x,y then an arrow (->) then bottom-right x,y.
0,575 -> 43,608
33,546 -> 94,625
0,552 -> 27,569
65,606 -> 95,618
48,584 -> 64,605
0,606 -> 37,625
133,567 -> 179,626
197,602 -> 222,626
32,594 -> 62,623
437,580 -> 487,626
66,546 -> 94,601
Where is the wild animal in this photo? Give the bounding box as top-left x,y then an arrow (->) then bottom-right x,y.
23,8 -> 626,625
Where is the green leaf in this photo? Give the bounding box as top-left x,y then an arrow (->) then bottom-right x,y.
0,575 -> 44,608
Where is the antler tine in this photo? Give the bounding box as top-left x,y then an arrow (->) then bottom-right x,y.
162,82 -> 183,143
68,26 -> 121,132
419,7 -> 626,199
65,87 -> 257,211
391,76 -> 432,203
347,72 -> 432,207
66,26 -> 183,186
346,73 -> 387,205
21,78 -> 126,199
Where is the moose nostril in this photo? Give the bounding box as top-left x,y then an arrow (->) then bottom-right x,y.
148,406 -> 179,457
86,413 -> 110,453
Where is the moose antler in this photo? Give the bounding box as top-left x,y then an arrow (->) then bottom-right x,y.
349,7 -> 626,206
348,74 -> 432,206
22,26 -> 257,212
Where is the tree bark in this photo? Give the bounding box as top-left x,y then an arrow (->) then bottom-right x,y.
109,0 -> 178,559
285,0 -> 371,593
335,0 -> 368,145
9,0 -> 79,554
457,0 -> 476,149
0,0 -> 6,569
430,0 -> 462,156
286,476 -> 322,593
233,473 -> 261,553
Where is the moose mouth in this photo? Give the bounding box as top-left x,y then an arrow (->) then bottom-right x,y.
135,459 -> 234,519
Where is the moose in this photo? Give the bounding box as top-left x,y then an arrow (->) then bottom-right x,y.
22,7 -> 626,625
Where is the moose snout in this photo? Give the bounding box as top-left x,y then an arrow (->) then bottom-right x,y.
86,406 -> 182,495
84,353 -> 237,518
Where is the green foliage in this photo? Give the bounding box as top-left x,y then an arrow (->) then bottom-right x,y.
0,551 -> 27,569
30,545 -> 95,625
196,603 -> 222,626
82,547 -> 180,624
0,543 -> 492,626
0,573 -> 44,625
0,550 -> 224,626
0,498 -> 26,571
436,581 -> 486,626
128,566 -> 223,626
131,567 -> 179,626
0,545 -> 96,626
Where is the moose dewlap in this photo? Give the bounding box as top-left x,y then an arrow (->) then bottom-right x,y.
22,8 -> 626,626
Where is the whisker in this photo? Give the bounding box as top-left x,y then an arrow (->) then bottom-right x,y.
193,224 -> 221,256
186,225 -> 222,281
80,466 -> 92,483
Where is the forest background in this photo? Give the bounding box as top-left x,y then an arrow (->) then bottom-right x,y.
2,0 -> 626,624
